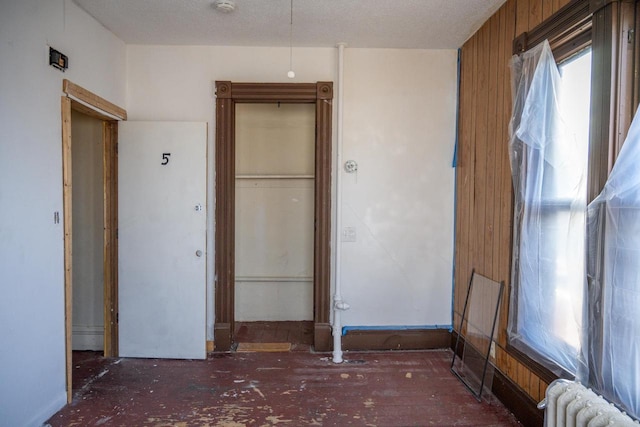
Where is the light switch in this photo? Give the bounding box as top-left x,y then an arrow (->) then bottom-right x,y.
342,227 -> 356,242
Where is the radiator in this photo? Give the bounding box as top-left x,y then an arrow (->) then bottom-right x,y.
539,379 -> 639,427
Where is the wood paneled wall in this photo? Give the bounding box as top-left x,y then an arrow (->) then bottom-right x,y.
454,0 -> 573,403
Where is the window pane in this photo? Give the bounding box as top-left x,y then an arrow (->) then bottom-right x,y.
545,49 -> 591,351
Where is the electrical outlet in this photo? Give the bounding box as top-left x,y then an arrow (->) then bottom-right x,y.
490,341 -> 496,359
342,227 -> 356,242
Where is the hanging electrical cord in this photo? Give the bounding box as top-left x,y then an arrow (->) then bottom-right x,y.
287,0 -> 295,78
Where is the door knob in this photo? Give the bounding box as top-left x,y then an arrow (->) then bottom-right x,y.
195,250 -> 203,257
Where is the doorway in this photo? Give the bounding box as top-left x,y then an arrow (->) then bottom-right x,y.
235,103 -> 315,321
234,103 -> 315,351
61,79 -> 125,402
70,111 -> 106,353
214,81 -> 333,352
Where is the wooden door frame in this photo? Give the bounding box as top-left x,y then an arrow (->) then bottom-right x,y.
214,81 -> 333,352
61,79 -> 126,402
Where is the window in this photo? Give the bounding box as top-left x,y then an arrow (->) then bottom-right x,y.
507,0 -> 639,417
508,41 -> 591,376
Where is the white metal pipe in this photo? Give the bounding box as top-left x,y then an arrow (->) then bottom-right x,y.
333,42 -> 349,364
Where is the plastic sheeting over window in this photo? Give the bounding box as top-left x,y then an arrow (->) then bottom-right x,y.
583,109 -> 640,420
507,40 -> 588,376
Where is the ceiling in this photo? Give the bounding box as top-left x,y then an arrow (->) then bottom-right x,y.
73,0 -> 506,49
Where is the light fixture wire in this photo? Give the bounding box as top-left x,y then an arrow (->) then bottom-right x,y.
289,0 -> 293,73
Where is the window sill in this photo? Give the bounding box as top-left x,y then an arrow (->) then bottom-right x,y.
505,341 -> 572,385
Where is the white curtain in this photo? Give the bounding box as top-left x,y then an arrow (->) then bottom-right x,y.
507,40 -> 586,376
583,108 -> 640,419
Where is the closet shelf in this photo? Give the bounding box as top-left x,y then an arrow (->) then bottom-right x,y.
235,174 -> 314,180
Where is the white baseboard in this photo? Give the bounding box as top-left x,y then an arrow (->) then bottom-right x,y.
72,325 -> 104,351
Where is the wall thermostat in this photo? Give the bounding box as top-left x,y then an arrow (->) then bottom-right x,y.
344,160 -> 358,173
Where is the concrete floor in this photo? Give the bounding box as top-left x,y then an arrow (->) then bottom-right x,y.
48,349 -> 521,426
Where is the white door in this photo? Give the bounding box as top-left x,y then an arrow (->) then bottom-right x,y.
118,122 -> 207,359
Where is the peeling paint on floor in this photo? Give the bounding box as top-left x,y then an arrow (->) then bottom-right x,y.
49,350 -> 522,426
250,384 -> 266,399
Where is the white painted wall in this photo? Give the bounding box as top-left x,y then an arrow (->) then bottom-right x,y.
0,0 -> 125,425
71,111 -> 105,351
126,45 -> 336,337
341,49 -> 457,328
125,45 -> 457,335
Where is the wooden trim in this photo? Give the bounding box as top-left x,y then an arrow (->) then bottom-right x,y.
492,368 -> 544,427
214,323 -> 232,351
213,81 -> 333,352
70,99 -> 115,122
206,340 -> 215,352
314,83 -> 333,346
112,123 -> 119,356
316,82 -> 334,100
343,329 -> 451,351
554,27 -> 593,61
63,79 -> 127,120
505,343 -> 561,384
62,81 -> 126,402
314,323 -> 333,352
513,0 -> 592,54
102,121 -> 118,357
590,0 -> 636,13
103,122 -> 112,356
216,81 -> 232,99
610,0 -> 637,158
588,0 -> 613,202
588,0 -> 637,201
591,0 -> 613,13
62,96 -> 73,404
231,83 -> 318,102
214,87 -> 235,350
